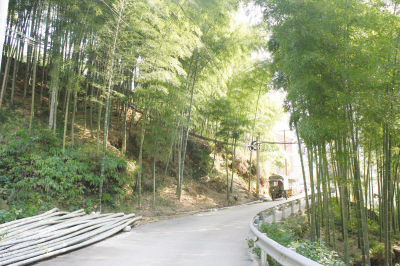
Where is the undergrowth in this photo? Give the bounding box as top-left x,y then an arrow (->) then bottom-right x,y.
0,110 -> 134,223
249,214 -> 346,266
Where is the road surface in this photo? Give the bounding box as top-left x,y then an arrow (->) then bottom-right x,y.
38,199 -> 290,266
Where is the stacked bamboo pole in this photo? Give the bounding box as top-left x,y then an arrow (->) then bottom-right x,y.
0,208 -> 141,266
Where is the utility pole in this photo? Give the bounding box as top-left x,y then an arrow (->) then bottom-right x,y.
0,0 -> 10,71
248,135 -> 253,193
250,133 -> 296,198
284,130 -> 288,175
256,132 -> 260,198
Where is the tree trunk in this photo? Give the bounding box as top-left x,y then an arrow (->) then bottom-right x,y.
164,121 -> 180,177
90,84 -> 94,138
209,122 -> 218,175
122,101 -> 128,154
230,138 -> 237,193
349,110 -> 370,266
249,135 -> 253,193
29,48 -> 38,131
97,97 -> 103,150
10,40 -> 22,107
23,3 -> 38,98
307,145 -> 317,242
177,53 -> 199,199
137,108 -> 147,210
152,112 -> 158,208
0,50 -> 12,109
177,121 -> 184,200
98,0 -> 125,213
49,58 -> 59,130
40,3 -> 51,105
71,89 -> 77,147
62,88 -> 71,154
295,123 -> 311,227
226,142 -> 230,201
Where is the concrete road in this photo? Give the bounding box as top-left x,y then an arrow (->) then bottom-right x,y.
38,199 -> 289,266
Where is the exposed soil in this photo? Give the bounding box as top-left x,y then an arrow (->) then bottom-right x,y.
0,64 -> 264,226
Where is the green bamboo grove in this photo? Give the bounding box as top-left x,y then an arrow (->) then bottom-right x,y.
7,0 -> 400,264
257,0 -> 400,265
0,0 -> 284,216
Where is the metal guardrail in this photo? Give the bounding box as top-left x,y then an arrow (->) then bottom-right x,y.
248,197 -> 322,266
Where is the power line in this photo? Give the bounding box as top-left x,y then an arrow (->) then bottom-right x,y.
5,27 -> 49,47
260,141 -> 297,145
171,0 -> 213,61
97,0 -> 174,68
248,140 -> 297,151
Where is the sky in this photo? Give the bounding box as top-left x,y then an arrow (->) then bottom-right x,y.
234,2 -> 306,180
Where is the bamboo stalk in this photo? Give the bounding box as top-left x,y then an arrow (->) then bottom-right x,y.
9,217 -> 141,266
0,208 -> 59,230
0,209 -> 141,266
1,215 -> 138,265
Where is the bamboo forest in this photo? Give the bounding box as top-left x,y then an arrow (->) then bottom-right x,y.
2,0 -> 400,265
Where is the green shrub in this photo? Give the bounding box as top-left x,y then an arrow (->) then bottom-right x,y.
281,215 -> 308,238
253,216 -> 345,266
370,243 -> 384,265
0,114 -> 132,220
367,218 -> 380,236
259,222 -> 298,246
0,201 -> 53,224
186,139 -> 212,180
289,240 -> 346,266
0,110 -> 8,123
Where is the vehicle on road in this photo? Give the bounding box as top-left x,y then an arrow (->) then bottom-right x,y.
268,173 -> 298,200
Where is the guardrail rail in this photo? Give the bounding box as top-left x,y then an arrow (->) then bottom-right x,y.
248,196 -> 322,266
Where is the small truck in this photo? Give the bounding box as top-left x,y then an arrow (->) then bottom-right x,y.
268,173 -> 291,200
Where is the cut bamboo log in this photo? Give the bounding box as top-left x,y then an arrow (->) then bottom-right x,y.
0,209 -> 141,265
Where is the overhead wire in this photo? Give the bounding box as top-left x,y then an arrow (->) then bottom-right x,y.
97,0 -> 174,69
171,0 -> 214,61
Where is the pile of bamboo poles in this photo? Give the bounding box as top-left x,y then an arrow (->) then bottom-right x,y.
0,208 -> 141,266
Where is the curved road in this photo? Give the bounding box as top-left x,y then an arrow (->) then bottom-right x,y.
38,199 -> 289,266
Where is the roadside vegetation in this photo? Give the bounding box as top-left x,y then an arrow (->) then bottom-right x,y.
4,0 -> 400,264
1,0 -> 287,217
0,96 -> 282,225
250,197 -> 400,266
0,0 -> 287,224
249,213 -> 345,266
257,0 -> 400,264
0,109 -> 131,223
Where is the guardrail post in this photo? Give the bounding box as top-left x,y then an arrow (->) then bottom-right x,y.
248,195 -> 323,266
290,201 -> 294,216
261,249 -> 267,266
272,207 -> 276,223
298,199 -> 302,213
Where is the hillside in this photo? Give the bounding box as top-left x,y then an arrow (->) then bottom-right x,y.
0,62 -> 265,224
0,0 -> 285,227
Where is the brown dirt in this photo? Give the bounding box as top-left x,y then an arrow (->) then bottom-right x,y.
121,144 -> 260,225
1,66 -> 263,226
